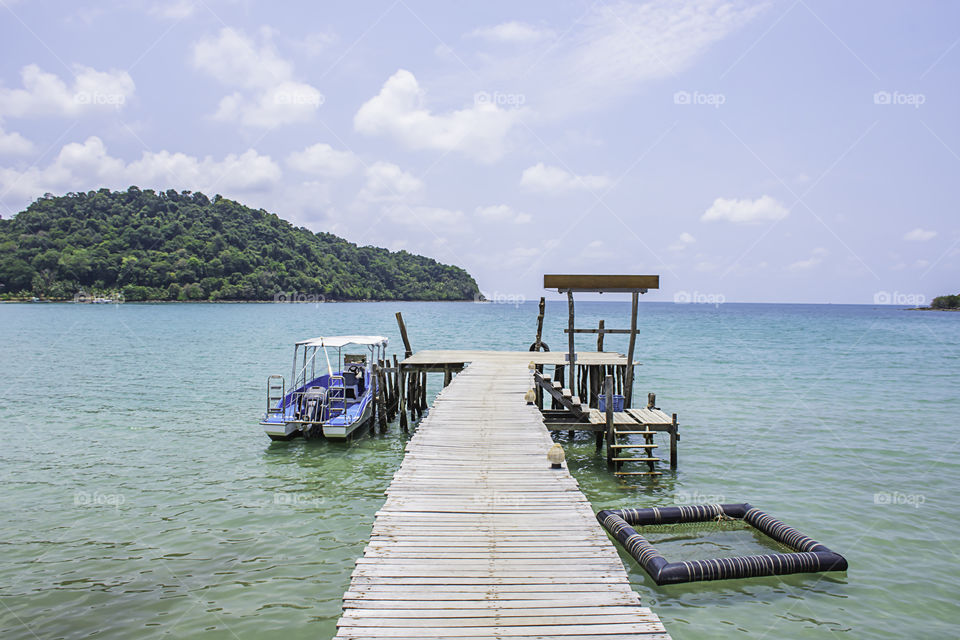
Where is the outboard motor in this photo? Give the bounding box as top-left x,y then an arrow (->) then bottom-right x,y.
302,386 -> 327,422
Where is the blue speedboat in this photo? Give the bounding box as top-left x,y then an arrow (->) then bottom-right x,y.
260,335 -> 388,440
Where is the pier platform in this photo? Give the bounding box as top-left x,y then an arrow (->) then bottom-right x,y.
336,357 -> 670,639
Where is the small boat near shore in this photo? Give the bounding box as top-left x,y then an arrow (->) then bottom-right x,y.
260,335 -> 388,441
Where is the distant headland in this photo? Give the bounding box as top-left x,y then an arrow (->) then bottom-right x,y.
0,188 -> 480,302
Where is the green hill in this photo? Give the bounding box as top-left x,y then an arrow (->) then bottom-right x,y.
0,187 -> 480,301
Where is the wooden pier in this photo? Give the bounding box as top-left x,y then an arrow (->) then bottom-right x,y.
336,355 -> 670,639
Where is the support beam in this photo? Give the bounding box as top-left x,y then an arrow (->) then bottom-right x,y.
605,375 -> 614,469
670,413 -> 678,470
624,291 -> 639,408
596,319 -> 605,351
567,291 -> 576,393
564,328 -> 635,334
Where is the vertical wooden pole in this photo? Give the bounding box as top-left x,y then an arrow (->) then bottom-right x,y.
396,311 -> 413,359
443,366 -> 452,387
420,372 -> 427,412
376,365 -> 388,433
534,296 -> 546,350
535,364 -> 543,410
605,375 -> 614,469
648,392 -> 656,409
553,365 -> 564,410
624,291 -> 638,409
566,290 -> 576,393
597,319 -> 605,351
670,413 -> 678,470
391,354 -> 400,419
399,366 -> 408,432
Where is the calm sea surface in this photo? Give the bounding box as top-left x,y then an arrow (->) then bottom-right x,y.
0,301 -> 957,639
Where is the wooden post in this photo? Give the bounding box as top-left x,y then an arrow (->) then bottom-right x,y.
391,354 -> 400,419
410,370 -> 419,420
648,392 -> 656,409
670,413 -> 678,470
535,364 -> 543,410
624,291 -> 638,408
375,365 -> 388,433
443,366 -> 452,387
553,365 -> 564,410
396,311 -> 413,359
605,375 -> 614,469
398,366 -> 408,432
566,291 -> 576,393
419,372 -> 427,412
533,296 -> 546,350
596,319 -> 605,351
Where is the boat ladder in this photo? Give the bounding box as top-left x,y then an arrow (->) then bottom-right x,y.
326,375 -> 347,418
266,375 -> 285,414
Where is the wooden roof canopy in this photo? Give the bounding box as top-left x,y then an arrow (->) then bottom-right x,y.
543,274 -> 660,293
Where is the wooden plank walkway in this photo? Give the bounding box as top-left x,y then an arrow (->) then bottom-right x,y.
336,358 -> 670,639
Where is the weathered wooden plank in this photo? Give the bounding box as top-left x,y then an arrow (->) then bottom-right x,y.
543,274 -> 660,292
335,358 -> 669,639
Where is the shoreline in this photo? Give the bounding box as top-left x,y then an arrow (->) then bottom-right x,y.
0,298 -> 480,304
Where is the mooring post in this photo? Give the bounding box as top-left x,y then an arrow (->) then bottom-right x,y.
399,366 -> 408,432
670,412 -> 678,469
605,375 -> 614,469
396,311 -> 413,359
375,364 -> 388,433
533,296 -> 546,351
624,291 -> 639,408
648,392 -> 656,409
597,319 -> 605,351
566,290 -> 576,393
419,372 -> 427,412
391,355 -> 400,419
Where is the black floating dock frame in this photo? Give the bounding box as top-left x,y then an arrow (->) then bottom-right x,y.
597,503 -> 848,585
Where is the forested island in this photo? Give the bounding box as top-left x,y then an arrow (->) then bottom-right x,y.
0,188 -> 480,301
929,294 -> 960,310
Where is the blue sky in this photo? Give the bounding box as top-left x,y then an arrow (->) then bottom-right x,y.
0,0 -> 957,303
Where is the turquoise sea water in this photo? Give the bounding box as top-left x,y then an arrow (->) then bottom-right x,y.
0,301 -> 957,639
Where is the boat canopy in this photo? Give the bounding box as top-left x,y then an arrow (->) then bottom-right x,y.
296,335 -> 389,349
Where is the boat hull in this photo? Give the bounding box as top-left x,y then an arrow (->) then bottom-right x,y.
261,420 -> 301,441
322,400 -> 375,440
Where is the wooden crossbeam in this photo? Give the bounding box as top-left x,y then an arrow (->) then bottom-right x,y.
564,328 -> 635,334
544,274 -> 659,292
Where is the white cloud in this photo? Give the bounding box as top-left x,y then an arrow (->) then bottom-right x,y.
382,204 -> 466,230
475,204 -> 531,225
520,162 -> 611,192
0,136 -> 281,207
290,31 -> 338,57
668,231 -> 696,251
0,64 -> 134,118
192,28 -> 323,127
579,239 -> 608,261
0,125 -> 34,155
469,21 -> 555,44
148,0 -> 196,20
460,1 -> 762,117
904,227 -> 937,242
702,195 -> 788,223
287,143 -> 359,178
358,161 -> 423,203
788,247 -> 828,271
354,69 -> 525,162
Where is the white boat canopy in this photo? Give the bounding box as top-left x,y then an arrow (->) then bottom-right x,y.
297,335 -> 389,349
